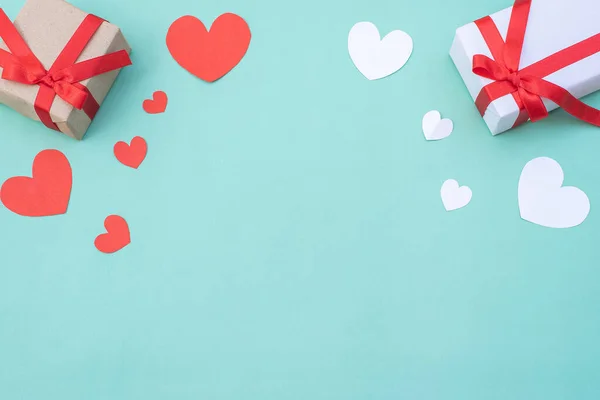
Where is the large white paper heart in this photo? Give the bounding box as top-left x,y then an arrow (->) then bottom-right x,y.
518,157 -> 590,229
441,179 -> 472,211
422,110 -> 454,141
348,21 -> 413,80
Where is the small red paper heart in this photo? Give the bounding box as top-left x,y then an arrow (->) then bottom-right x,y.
143,91 -> 168,114
114,136 -> 147,169
0,149 -> 72,217
94,215 -> 131,254
166,13 -> 251,82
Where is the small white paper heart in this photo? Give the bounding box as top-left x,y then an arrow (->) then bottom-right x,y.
441,179 -> 472,211
518,157 -> 590,229
348,21 -> 413,81
422,110 -> 454,141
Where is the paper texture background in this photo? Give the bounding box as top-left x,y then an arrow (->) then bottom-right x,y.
3,0 -> 600,398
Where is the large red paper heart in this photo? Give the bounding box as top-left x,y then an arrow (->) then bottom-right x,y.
94,215 -> 131,254
166,13 -> 251,82
143,91 -> 168,114
0,149 -> 72,217
114,136 -> 147,169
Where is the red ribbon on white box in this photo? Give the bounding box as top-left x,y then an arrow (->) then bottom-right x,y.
472,0 -> 600,129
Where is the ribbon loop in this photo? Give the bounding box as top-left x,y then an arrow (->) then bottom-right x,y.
2,57 -> 44,85
473,54 -> 510,82
53,80 -> 89,110
473,54 -> 545,120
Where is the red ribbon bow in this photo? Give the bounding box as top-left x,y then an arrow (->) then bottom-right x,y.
472,0 -> 600,129
0,8 -> 132,132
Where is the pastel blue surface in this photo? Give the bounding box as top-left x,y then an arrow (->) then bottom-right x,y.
1,0 -> 600,398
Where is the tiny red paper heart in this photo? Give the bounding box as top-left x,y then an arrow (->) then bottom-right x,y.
143,91 -> 168,114
0,149 -> 72,217
94,215 -> 131,254
166,13 -> 251,82
114,136 -> 147,169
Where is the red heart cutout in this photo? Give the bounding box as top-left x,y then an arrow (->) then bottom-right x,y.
94,215 -> 131,254
143,91 -> 168,114
114,136 -> 147,169
166,13 -> 251,82
1,149 -> 72,217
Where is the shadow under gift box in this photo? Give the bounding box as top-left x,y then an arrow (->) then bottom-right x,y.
450,0 -> 600,135
0,0 -> 131,140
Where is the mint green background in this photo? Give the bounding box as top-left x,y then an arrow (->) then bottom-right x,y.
1,0 -> 600,398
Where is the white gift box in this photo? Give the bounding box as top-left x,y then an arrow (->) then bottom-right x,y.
450,0 -> 600,135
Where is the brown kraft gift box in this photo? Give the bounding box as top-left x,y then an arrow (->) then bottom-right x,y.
0,0 -> 132,139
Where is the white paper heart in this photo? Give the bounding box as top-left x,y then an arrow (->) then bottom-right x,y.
518,157 -> 590,229
422,110 -> 454,141
348,21 -> 413,80
441,179 -> 472,211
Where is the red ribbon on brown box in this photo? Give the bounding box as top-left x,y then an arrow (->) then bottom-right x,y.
0,9 -> 131,131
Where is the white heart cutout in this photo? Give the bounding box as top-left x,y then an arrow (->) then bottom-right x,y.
518,157 -> 590,229
422,110 -> 454,141
441,179 -> 472,211
348,21 -> 413,80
